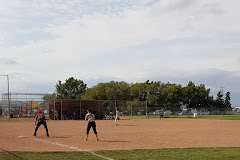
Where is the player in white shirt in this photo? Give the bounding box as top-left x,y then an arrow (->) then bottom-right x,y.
85,109 -> 98,141
115,107 -> 120,126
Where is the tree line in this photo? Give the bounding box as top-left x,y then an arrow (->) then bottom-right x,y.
41,77 -> 231,109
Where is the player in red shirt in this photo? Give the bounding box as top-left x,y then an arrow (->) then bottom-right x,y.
34,110 -> 49,137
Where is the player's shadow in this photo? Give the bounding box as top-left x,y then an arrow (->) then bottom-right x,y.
101,140 -> 128,143
19,136 -> 70,138
50,136 -> 70,138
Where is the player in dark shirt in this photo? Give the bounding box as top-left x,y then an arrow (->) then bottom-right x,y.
34,110 -> 49,137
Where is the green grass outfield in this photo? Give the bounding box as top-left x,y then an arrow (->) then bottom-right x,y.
164,115 -> 240,120
1,148 -> 240,160
120,115 -> 240,120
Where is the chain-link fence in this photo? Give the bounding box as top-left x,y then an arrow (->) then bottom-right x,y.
146,107 -> 237,117
1,93 -> 238,120
0,100 -> 44,118
102,100 -> 147,118
0,93 -> 51,118
48,100 -> 148,120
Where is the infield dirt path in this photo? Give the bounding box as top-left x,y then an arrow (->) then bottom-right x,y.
1,118 -> 240,152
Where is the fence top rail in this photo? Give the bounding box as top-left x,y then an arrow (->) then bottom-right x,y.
2,92 -> 49,95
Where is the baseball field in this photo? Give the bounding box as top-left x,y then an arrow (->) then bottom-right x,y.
1,117 -> 240,159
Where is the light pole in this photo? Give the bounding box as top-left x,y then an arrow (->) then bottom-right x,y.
0,75 -> 10,119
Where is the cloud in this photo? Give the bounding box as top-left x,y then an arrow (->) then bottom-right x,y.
0,57 -> 18,65
2,0 -> 240,49
0,0 -> 240,105
41,0 -> 239,55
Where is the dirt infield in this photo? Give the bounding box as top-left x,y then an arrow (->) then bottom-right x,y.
1,118 -> 240,152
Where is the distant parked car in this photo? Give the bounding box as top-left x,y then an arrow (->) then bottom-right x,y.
178,112 -> 183,115
153,110 -> 162,115
164,110 -> 172,115
137,111 -> 142,115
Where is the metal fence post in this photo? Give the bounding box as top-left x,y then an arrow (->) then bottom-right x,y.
30,100 -> 32,117
98,100 -> 100,119
61,99 -> 62,120
80,100 -> 81,120
146,101 -> 148,118
131,101 -> 132,116
7,76 -> 10,120
54,99 -> 55,120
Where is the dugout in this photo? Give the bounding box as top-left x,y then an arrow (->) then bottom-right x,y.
49,99 -> 105,120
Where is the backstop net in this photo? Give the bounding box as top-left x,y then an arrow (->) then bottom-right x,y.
49,99 -> 106,120
48,100 -> 147,120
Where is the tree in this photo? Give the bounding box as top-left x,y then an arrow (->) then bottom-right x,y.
39,93 -> 56,109
95,83 -> 108,100
56,77 -> 87,99
182,81 -> 211,109
182,81 -> 197,108
130,83 -> 148,101
165,84 -> 183,108
82,81 -> 130,100
81,87 -> 97,100
224,91 -> 231,108
146,81 -> 161,106
82,80 -> 215,111
215,90 -> 225,108
195,84 -> 211,108
105,81 -> 130,100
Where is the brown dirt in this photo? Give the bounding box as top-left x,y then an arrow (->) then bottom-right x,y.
1,118 -> 240,152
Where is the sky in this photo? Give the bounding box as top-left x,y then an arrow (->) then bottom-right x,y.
0,0 -> 240,106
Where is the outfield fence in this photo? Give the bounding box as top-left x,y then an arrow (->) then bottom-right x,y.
48,100 -> 240,120
146,107 -> 237,118
1,96 -> 239,120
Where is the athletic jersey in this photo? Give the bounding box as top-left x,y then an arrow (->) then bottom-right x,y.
116,110 -> 120,118
36,113 -> 45,121
86,113 -> 95,122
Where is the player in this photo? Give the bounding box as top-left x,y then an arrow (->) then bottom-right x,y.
34,110 -> 49,137
160,112 -> 164,120
115,107 -> 120,126
85,109 -> 98,141
54,110 -> 59,120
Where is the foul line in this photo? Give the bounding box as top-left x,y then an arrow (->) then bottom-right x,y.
34,138 -> 113,160
0,148 -> 24,160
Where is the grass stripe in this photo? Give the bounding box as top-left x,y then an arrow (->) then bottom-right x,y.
2,148 -> 240,160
